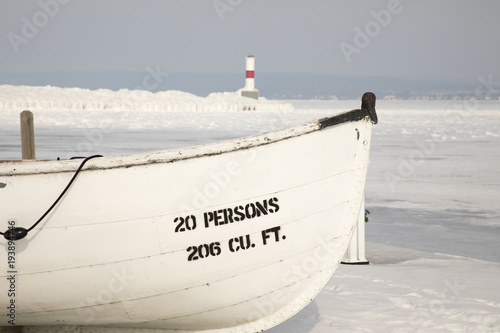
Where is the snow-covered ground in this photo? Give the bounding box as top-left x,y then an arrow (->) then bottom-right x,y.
1,86 -> 500,332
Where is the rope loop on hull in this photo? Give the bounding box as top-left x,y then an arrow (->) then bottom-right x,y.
1,155 -> 102,240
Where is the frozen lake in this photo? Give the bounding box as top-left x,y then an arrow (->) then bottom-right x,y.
1,97 -> 500,332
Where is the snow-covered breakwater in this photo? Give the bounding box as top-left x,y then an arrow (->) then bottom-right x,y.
0,85 -> 294,112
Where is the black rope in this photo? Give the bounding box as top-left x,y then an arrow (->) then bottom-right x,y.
2,155 -> 103,240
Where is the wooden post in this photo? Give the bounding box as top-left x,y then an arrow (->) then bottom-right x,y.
20,110 -> 36,160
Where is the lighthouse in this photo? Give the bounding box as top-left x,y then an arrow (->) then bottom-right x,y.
239,55 -> 259,100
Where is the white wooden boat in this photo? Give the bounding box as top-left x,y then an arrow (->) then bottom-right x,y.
0,93 -> 377,332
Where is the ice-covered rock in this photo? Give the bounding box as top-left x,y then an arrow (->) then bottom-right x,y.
0,85 -> 294,112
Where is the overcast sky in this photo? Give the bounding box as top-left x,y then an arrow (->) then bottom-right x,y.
1,0 -> 500,84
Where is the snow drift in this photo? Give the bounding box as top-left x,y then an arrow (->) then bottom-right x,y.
0,85 -> 294,112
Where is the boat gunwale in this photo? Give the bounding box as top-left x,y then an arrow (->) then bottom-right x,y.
0,107 -> 373,176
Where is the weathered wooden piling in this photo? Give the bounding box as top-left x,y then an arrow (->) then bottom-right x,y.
20,110 -> 36,160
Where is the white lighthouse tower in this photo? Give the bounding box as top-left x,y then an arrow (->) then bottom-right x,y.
239,55 -> 259,100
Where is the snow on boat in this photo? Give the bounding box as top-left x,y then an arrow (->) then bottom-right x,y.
0,93 -> 377,332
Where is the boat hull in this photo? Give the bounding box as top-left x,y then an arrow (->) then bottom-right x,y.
0,108 -> 374,332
